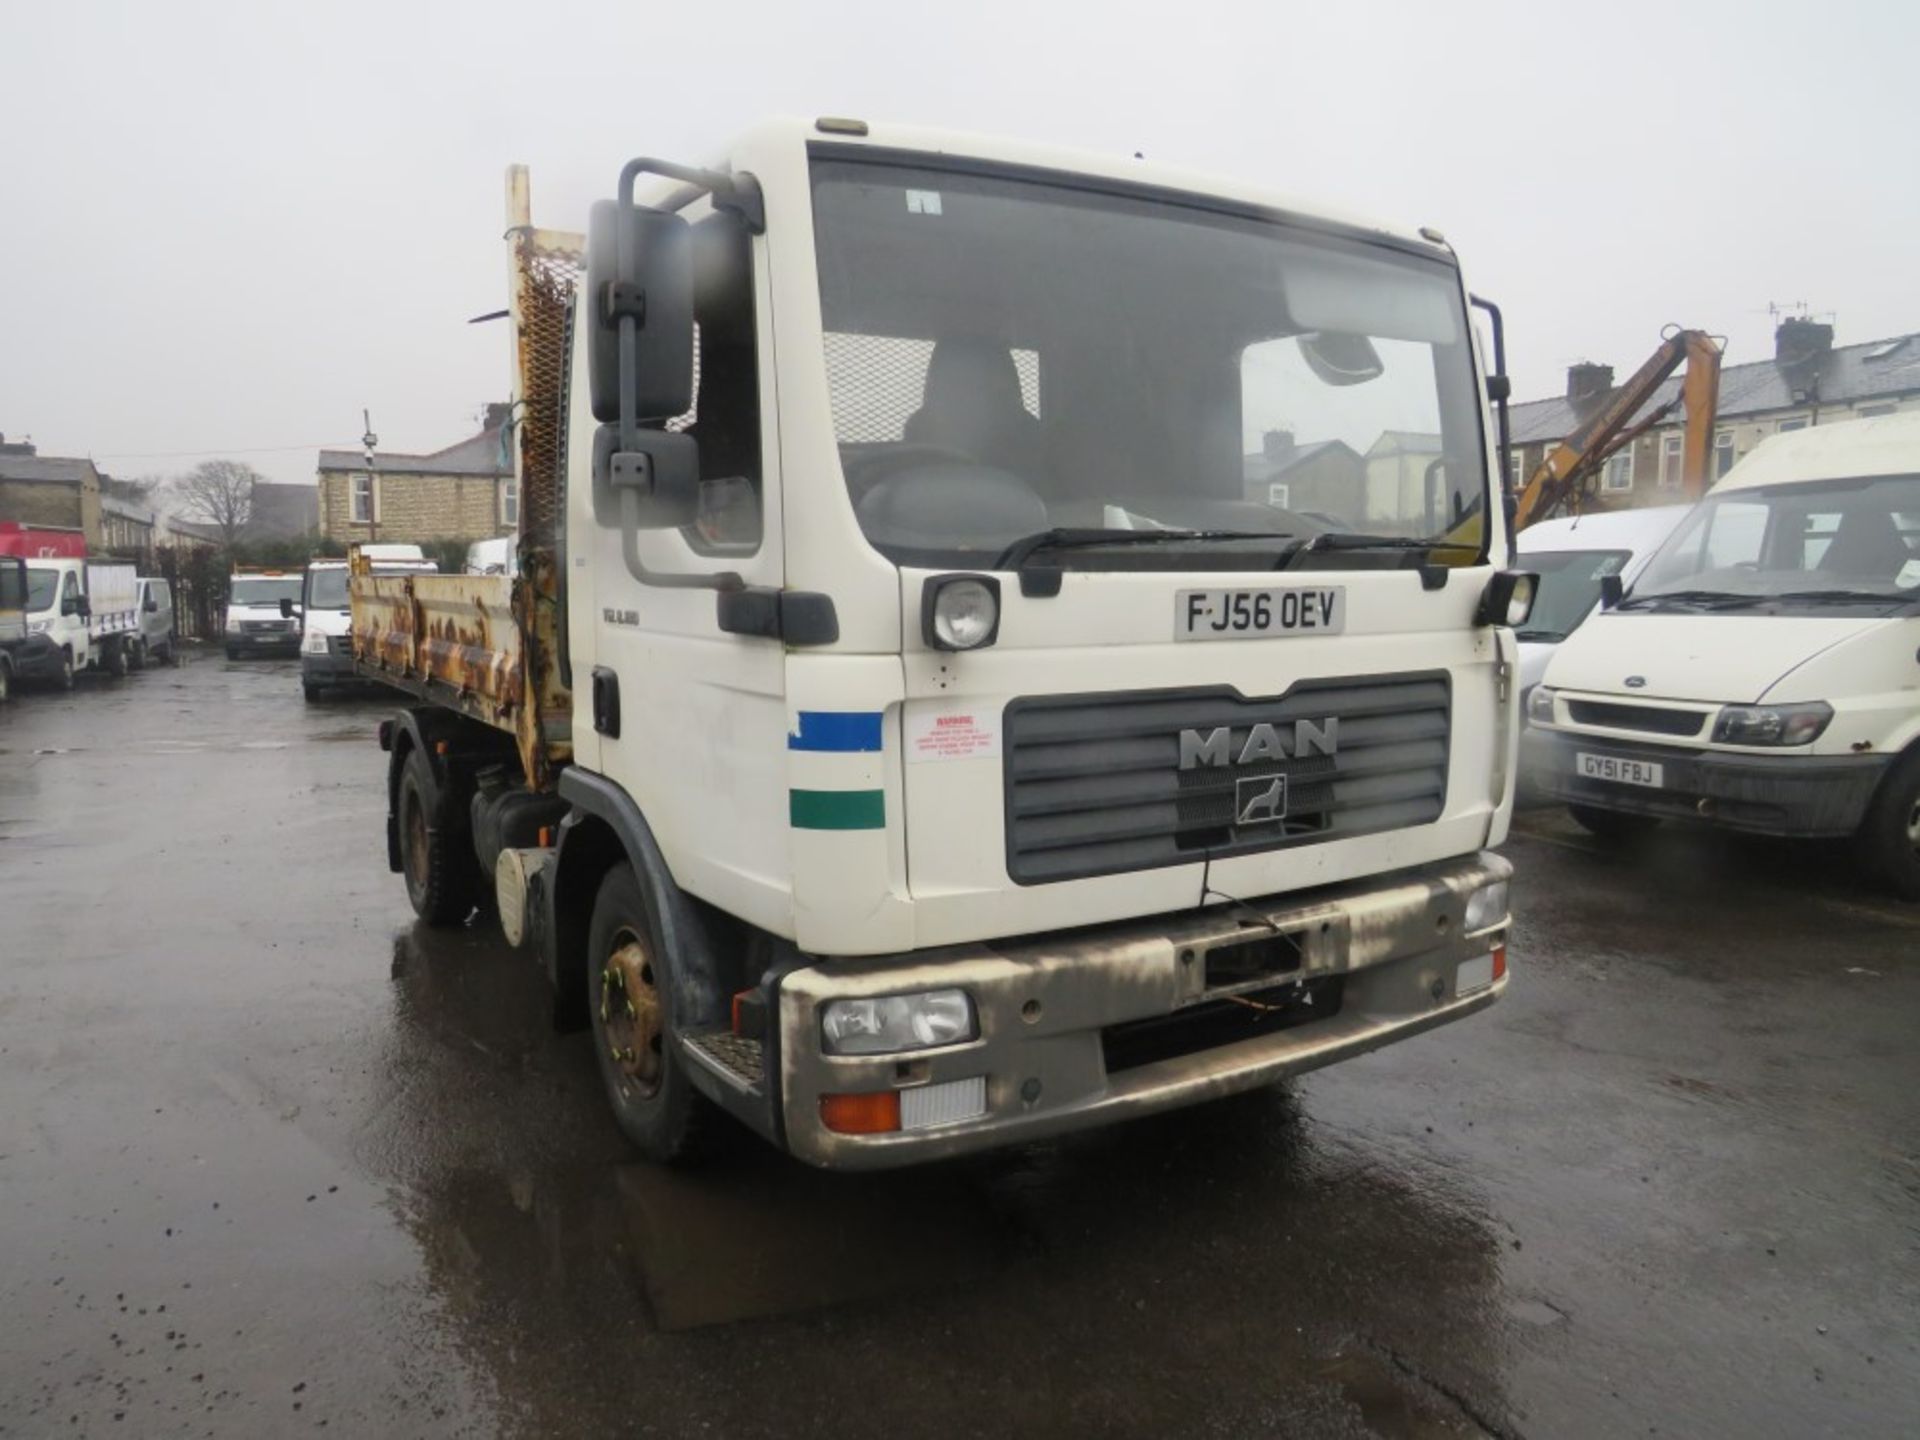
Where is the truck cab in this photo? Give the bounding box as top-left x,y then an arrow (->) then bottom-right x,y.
1524,413 -> 1920,895
360,121 -> 1534,1168
0,557 -> 25,702
223,570 -> 303,660
295,546 -> 435,700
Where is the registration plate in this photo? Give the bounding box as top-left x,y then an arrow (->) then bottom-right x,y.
1576,753 -> 1664,788
1176,587 -> 1345,641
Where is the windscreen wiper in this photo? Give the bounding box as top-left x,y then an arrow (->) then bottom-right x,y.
1615,588 -> 1764,611
1768,588 -> 1910,604
993,528 -> 1294,570
1277,533 -> 1476,570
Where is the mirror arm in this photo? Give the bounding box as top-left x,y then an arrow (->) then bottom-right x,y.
616,487 -> 743,593
619,157 -> 765,234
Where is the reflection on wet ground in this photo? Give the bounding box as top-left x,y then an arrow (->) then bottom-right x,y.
3,653 -> 1917,1437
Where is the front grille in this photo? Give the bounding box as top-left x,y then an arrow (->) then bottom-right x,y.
328,634 -> 354,657
1566,700 -> 1705,737
239,620 -> 292,635
1004,673 -> 1450,884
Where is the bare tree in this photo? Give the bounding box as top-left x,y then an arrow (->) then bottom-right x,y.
170,459 -> 263,549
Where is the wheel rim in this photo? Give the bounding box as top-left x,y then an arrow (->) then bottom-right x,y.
600,927 -> 664,1101
403,786 -> 429,892
1906,794 -> 1920,852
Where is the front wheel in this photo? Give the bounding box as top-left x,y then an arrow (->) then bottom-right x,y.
303,682 -> 324,703
103,642 -> 128,678
587,864 -> 712,1163
56,649 -> 75,691
0,662 -> 11,703
1858,751 -> 1920,902
128,640 -> 147,671
1568,803 -> 1661,841
396,747 -> 477,925
225,646 -> 241,661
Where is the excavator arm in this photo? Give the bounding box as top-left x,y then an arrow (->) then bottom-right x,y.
1513,328 -> 1721,529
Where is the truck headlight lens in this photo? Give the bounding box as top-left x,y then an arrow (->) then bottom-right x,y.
821,989 -> 977,1056
922,575 -> 1000,651
224,617 -> 240,634
302,630 -> 329,655
27,617 -> 53,636
1526,686 -> 1556,726
1464,879 -> 1509,933
1711,701 -> 1832,747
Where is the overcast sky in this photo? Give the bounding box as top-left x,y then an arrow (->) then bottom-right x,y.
5,0 -> 1916,487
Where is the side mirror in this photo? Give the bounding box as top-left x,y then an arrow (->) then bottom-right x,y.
278,597 -> 298,620
61,595 -> 80,617
77,597 -> 92,620
592,425 -> 699,530
145,595 -> 160,613
1599,573 -> 1624,609
586,200 -> 694,426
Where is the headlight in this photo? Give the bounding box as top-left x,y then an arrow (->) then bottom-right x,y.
302,630 -> 329,655
1711,701 -> 1832,747
1526,686 -> 1556,726
821,989 -> 977,1056
27,617 -> 53,636
922,575 -> 1000,652
224,616 -> 241,633
1464,879 -> 1509,933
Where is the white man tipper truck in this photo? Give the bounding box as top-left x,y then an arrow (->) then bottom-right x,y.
352,121 -> 1536,1168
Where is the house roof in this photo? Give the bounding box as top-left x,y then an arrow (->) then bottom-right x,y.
1509,332 -> 1920,445
1242,439 -> 1361,483
317,422 -> 509,479
0,455 -> 99,485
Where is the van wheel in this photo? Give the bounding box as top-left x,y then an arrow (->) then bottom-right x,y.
103,643 -> 128,678
397,747 -> 476,925
1568,804 -> 1660,841
1859,751 -> 1920,902
57,649 -> 75,691
225,646 -> 241,661
303,682 -> 324,703
587,863 -> 712,1163
0,662 -> 11,703
128,640 -> 147,672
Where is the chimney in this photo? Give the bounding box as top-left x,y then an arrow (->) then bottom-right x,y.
1566,363 -> 1614,414
1774,317 -> 1834,367
0,434 -> 37,456
1262,429 -> 1295,462
483,401 -> 513,433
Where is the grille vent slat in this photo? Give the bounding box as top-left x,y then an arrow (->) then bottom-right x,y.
1004,674 -> 1451,884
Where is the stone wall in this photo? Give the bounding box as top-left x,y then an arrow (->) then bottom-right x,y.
317,470 -> 513,543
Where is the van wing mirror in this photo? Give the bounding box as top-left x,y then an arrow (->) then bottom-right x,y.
1599,573 -> 1624,609
145,594 -> 160,613
586,199 -> 694,426
278,597 -> 298,619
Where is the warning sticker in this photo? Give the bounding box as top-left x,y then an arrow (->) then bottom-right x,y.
906,705 -> 1001,763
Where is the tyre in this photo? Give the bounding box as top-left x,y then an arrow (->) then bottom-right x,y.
225,646 -> 241,661
128,640 -> 146,672
0,662 -> 11,703
587,863 -> 713,1163
103,642 -> 129,678
303,682 -> 324,703
56,649 -> 75,691
396,747 -> 478,925
1858,750 -> 1920,902
1568,803 -> 1661,841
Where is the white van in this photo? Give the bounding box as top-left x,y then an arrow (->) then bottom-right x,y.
295,545 -> 437,700
1523,413 -> 1920,896
1515,505 -> 1692,698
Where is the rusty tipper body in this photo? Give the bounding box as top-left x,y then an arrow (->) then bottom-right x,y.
355,121 -> 1534,1169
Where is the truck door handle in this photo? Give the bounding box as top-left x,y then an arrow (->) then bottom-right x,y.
591,666 -> 621,738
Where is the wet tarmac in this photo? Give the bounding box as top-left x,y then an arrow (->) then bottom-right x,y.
2,652 -> 1916,1438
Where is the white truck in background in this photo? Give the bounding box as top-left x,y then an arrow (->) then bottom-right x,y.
350,122 -> 1536,1169
223,569 -> 304,660
17,558 -> 140,687
290,545 -> 438,701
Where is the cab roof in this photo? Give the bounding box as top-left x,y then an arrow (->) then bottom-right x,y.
1714,411 -> 1920,493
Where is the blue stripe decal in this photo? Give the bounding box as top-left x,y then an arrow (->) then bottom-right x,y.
788,711 -> 884,753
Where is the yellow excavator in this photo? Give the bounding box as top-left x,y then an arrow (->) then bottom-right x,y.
1512,326 -> 1723,529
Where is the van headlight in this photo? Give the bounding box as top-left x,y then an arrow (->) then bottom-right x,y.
302,630 -> 329,655
1464,880 -> 1509,933
821,990 -> 977,1056
1711,702 -> 1832,747
27,617 -> 53,636
1525,686 -> 1556,726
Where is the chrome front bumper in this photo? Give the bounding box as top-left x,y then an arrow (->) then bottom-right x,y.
778,851 -> 1512,1169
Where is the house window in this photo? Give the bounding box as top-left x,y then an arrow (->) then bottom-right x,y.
1776,416 -> 1809,433
501,478 -> 519,528
1659,433 -> 1683,488
1510,449 -> 1527,490
1714,431 -> 1736,478
351,473 -> 373,524
1602,449 -> 1634,492
1858,403 -> 1896,419
1267,482 -> 1291,509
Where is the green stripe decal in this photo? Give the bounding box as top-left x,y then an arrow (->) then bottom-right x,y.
789,789 -> 886,830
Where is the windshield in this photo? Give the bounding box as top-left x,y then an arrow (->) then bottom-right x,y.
307,568 -> 349,609
25,567 -> 58,613
229,577 -> 303,607
1512,548 -> 1630,641
1632,474 -> 1920,611
810,157 -> 1488,570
